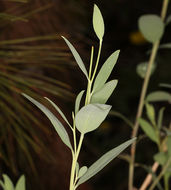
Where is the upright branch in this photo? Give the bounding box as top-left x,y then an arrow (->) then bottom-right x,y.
129,0 -> 169,189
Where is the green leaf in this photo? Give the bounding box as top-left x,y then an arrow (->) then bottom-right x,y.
167,136 -> 171,156
136,62 -> 156,79
154,152 -> 168,166
75,104 -> 111,134
146,91 -> 171,102
2,175 -> 14,190
93,50 -> 120,92
157,107 -> 165,129
62,36 -> 88,79
145,103 -> 156,126
0,180 -> 5,189
159,43 -> 171,49
22,93 -> 73,150
44,97 -> 71,127
159,83 -> 171,89
76,138 -> 136,186
138,14 -> 164,43
91,80 -> 118,104
75,90 -> 85,114
139,118 -> 158,143
78,166 -> 88,179
93,4 -> 105,40
15,175 -> 25,190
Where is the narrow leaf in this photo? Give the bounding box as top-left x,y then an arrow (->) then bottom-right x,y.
157,107 -> 165,129
44,97 -> 71,127
146,91 -> 171,102
154,152 -> 168,166
2,175 -> 14,190
62,36 -> 88,79
75,104 -> 111,134
22,93 -> 73,150
167,136 -> 171,156
91,80 -> 118,104
139,118 -> 158,143
145,103 -> 156,126
15,175 -> 25,190
78,166 -> 88,179
138,14 -> 164,43
93,4 -> 105,40
93,50 -> 120,92
75,90 -> 85,114
77,138 -> 136,186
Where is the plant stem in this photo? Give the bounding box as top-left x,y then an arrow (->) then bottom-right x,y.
69,134 -> 84,190
91,40 -> 102,82
149,156 -> 171,190
139,162 -> 159,190
70,40 -> 103,189
128,0 -> 169,189
164,173 -> 169,190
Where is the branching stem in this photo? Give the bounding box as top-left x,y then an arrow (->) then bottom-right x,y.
128,0 -> 169,189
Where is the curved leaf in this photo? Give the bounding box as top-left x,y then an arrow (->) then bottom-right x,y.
22,93 -> 73,151
75,90 -> 85,114
91,80 -> 118,104
146,91 -> 171,102
93,50 -> 120,92
62,36 -> 88,79
93,4 -> 105,40
138,14 -> 164,43
75,104 -> 111,134
2,175 -> 14,190
77,138 -> 136,186
78,166 -> 88,179
15,175 -> 25,190
139,118 -> 158,143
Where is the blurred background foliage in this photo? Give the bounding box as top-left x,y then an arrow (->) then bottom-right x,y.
0,0 -> 170,190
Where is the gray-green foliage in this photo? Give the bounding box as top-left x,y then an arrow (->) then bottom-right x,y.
0,175 -> 25,190
138,14 -> 164,43
22,4 -> 135,189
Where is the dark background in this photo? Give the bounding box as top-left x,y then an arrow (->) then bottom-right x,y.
0,0 -> 170,189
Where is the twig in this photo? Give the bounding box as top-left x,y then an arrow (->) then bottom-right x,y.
139,162 -> 159,190
128,0 -> 169,189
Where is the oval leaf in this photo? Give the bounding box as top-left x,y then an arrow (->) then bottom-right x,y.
3,175 -> 14,190
138,14 -> 164,43
146,91 -> 171,102
91,80 -> 118,104
78,166 -> 88,179
77,138 -> 136,186
145,103 -> 156,126
136,62 -> 156,78
22,93 -> 73,150
62,36 -> 88,79
154,152 -> 168,166
15,175 -> 25,190
139,118 -> 158,143
93,50 -> 120,92
93,4 -> 104,40
75,104 -> 111,134
75,90 -> 85,114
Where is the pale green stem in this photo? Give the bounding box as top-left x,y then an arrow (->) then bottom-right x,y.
72,112 -> 77,153
149,156 -> 171,190
129,0 -> 169,189
164,173 -> 169,190
91,40 -> 102,82
69,134 -> 84,190
70,39 -> 103,190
